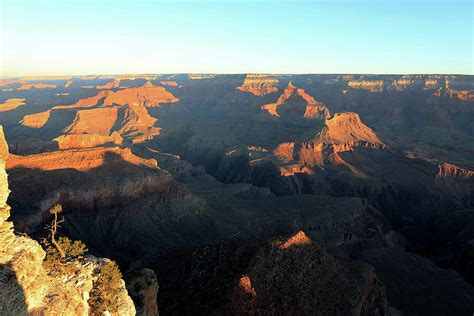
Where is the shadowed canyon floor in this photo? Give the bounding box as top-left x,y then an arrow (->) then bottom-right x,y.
0,74 -> 473,315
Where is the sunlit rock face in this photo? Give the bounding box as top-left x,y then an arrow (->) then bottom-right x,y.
0,127 -> 9,208
7,146 -> 158,172
261,82 -> 330,119
0,125 -> 136,315
0,98 -> 26,113
20,110 -> 52,128
19,82 -> 178,144
17,83 -> 57,90
276,230 -> 311,249
54,132 -> 123,150
236,74 -> 279,96
160,81 -> 180,87
272,112 -> 386,173
102,82 -> 179,107
347,80 -> 384,92
117,105 -> 161,143
96,79 -> 121,89
318,112 -> 384,147
390,78 -> 414,91
435,162 -> 474,196
65,107 -> 120,135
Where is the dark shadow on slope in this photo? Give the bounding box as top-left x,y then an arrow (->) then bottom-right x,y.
0,262 -> 28,315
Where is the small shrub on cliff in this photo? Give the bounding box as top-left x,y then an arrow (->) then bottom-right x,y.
42,204 -> 89,273
89,260 -> 124,315
43,236 -> 88,273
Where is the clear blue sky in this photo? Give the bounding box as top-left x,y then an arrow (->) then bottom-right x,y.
0,0 -> 472,76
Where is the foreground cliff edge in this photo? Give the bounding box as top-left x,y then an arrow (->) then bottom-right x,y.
0,126 -> 136,315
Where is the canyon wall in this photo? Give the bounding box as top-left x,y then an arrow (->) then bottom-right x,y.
0,126 -> 136,315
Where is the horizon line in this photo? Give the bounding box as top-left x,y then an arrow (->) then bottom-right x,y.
2,72 -> 473,80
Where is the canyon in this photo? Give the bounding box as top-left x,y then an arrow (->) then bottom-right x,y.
0,73 -> 473,315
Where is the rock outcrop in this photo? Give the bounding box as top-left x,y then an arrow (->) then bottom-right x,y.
102,82 -> 179,107
227,231 -> 387,315
96,79 -> 121,89
318,112 -> 384,147
188,74 -> 216,80
160,81 -> 179,87
153,231 -> 387,315
7,146 -> 158,172
0,126 -> 136,315
64,107 -> 120,135
236,74 -> 278,96
117,106 -> 161,144
276,230 -> 311,249
126,268 -> 159,316
53,132 -> 123,150
261,82 -> 330,119
390,78 -> 413,91
70,90 -> 111,108
445,88 -> 474,101
424,79 -> 438,89
17,83 -> 57,90
347,80 -> 384,92
0,98 -> 26,113
273,112 -> 386,171
19,83 -> 176,144
435,162 -> 474,196
0,127 -> 9,208
64,80 -> 73,88
20,111 -> 51,129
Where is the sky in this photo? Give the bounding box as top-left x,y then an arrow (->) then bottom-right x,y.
0,0 -> 472,77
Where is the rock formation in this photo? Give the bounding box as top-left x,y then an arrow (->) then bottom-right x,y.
227,231 -> 387,315
102,82 -> 179,107
64,80 -> 73,88
276,230 -> 311,249
188,74 -> 216,79
160,81 -> 179,87
0,126 -> 136,315
17,83 -> 57,90
96,79 -> 121,89
236,74 -> 279,96
0,98 -> 26,112
318,112 -> 384,147
71,90 -> 111,108
424,79 -> 438,89
7,146 -> 158,172
0,79 -> 26,87
126,268 -> 159,316
445,88 -> 474,101
64,107 -> 120,135
116,105 -> 161,143
20,110 -> 52,128
273,112 -> 386,171
347,80 -> 384,92
261,82 -> 330,119
0,128 -> 9,208
391,78 -> 414,91
435,162 -> 474,196
19,83 -> 178,144
53,132 -> 123,150
152,231 -> 388,315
